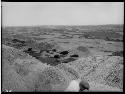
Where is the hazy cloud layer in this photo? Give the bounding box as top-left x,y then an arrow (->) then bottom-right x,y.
2,2 -> 124,26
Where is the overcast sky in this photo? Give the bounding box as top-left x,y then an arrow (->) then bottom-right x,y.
2,2 -> 124,26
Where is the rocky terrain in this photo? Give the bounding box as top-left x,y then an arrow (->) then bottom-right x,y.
2,25 -> 123,92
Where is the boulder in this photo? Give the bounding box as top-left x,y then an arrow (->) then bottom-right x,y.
54,55 -> 60,59
60,51 -> 69,55
52,49 -> 57,52
64,80 -> 80,92
70,54 -> 79,58
79,80 -> 90,91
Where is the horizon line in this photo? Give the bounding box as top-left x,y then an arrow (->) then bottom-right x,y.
2,24 -> 123,27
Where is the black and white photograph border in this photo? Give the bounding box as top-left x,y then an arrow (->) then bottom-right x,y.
1,2 -> 124,92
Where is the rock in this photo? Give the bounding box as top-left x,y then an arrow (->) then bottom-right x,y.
52,49 -> 57,52
64,80 -> 80,92
111,51 -> 123,57
60,51 -> 69,55
88,81 -> 122,91
77,46 -> 89,53
54,55 -> 60,58
70,54 -> 79,57
79,80 -> 90,91
26,48 -> 32,52
61,58 -> 76,63
46,50 -> 50,53
24,48 -> 41,59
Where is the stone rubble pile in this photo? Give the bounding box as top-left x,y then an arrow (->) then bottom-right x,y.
67,55 -> 123,90
2,44 -> 123,91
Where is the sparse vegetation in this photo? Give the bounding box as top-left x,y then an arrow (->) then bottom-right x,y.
84,31 -> 123,42
77,46 -> 90,53
37,42 -> 55,52
2,24 -> 123,91
111,51 -> 123,57
38,57 -> 61,66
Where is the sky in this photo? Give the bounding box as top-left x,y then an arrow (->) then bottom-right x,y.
2,2 -> 124,26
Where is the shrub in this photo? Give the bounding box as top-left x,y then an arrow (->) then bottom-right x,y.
111,51 -> 123,57
37,42 -> 55,53
2,36 -> 13,45
52,49 -> 57,52
77,46 -> 89,53
54,55 -> 60,58
59,51 -> 69,55
3,35 -> 33,49
11,34 -> 40,52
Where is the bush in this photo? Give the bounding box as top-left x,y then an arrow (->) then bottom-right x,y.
54,55 -> 60,58
111,51 -> 123,57
59,51 -> 69,55
77,46 -> 89,53
38,42 -> 55,53
2,34 -> 36,50
52,49 -> 57,52
11,34 -> 40,52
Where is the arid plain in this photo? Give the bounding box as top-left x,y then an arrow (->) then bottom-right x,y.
2,25 -> 123,92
